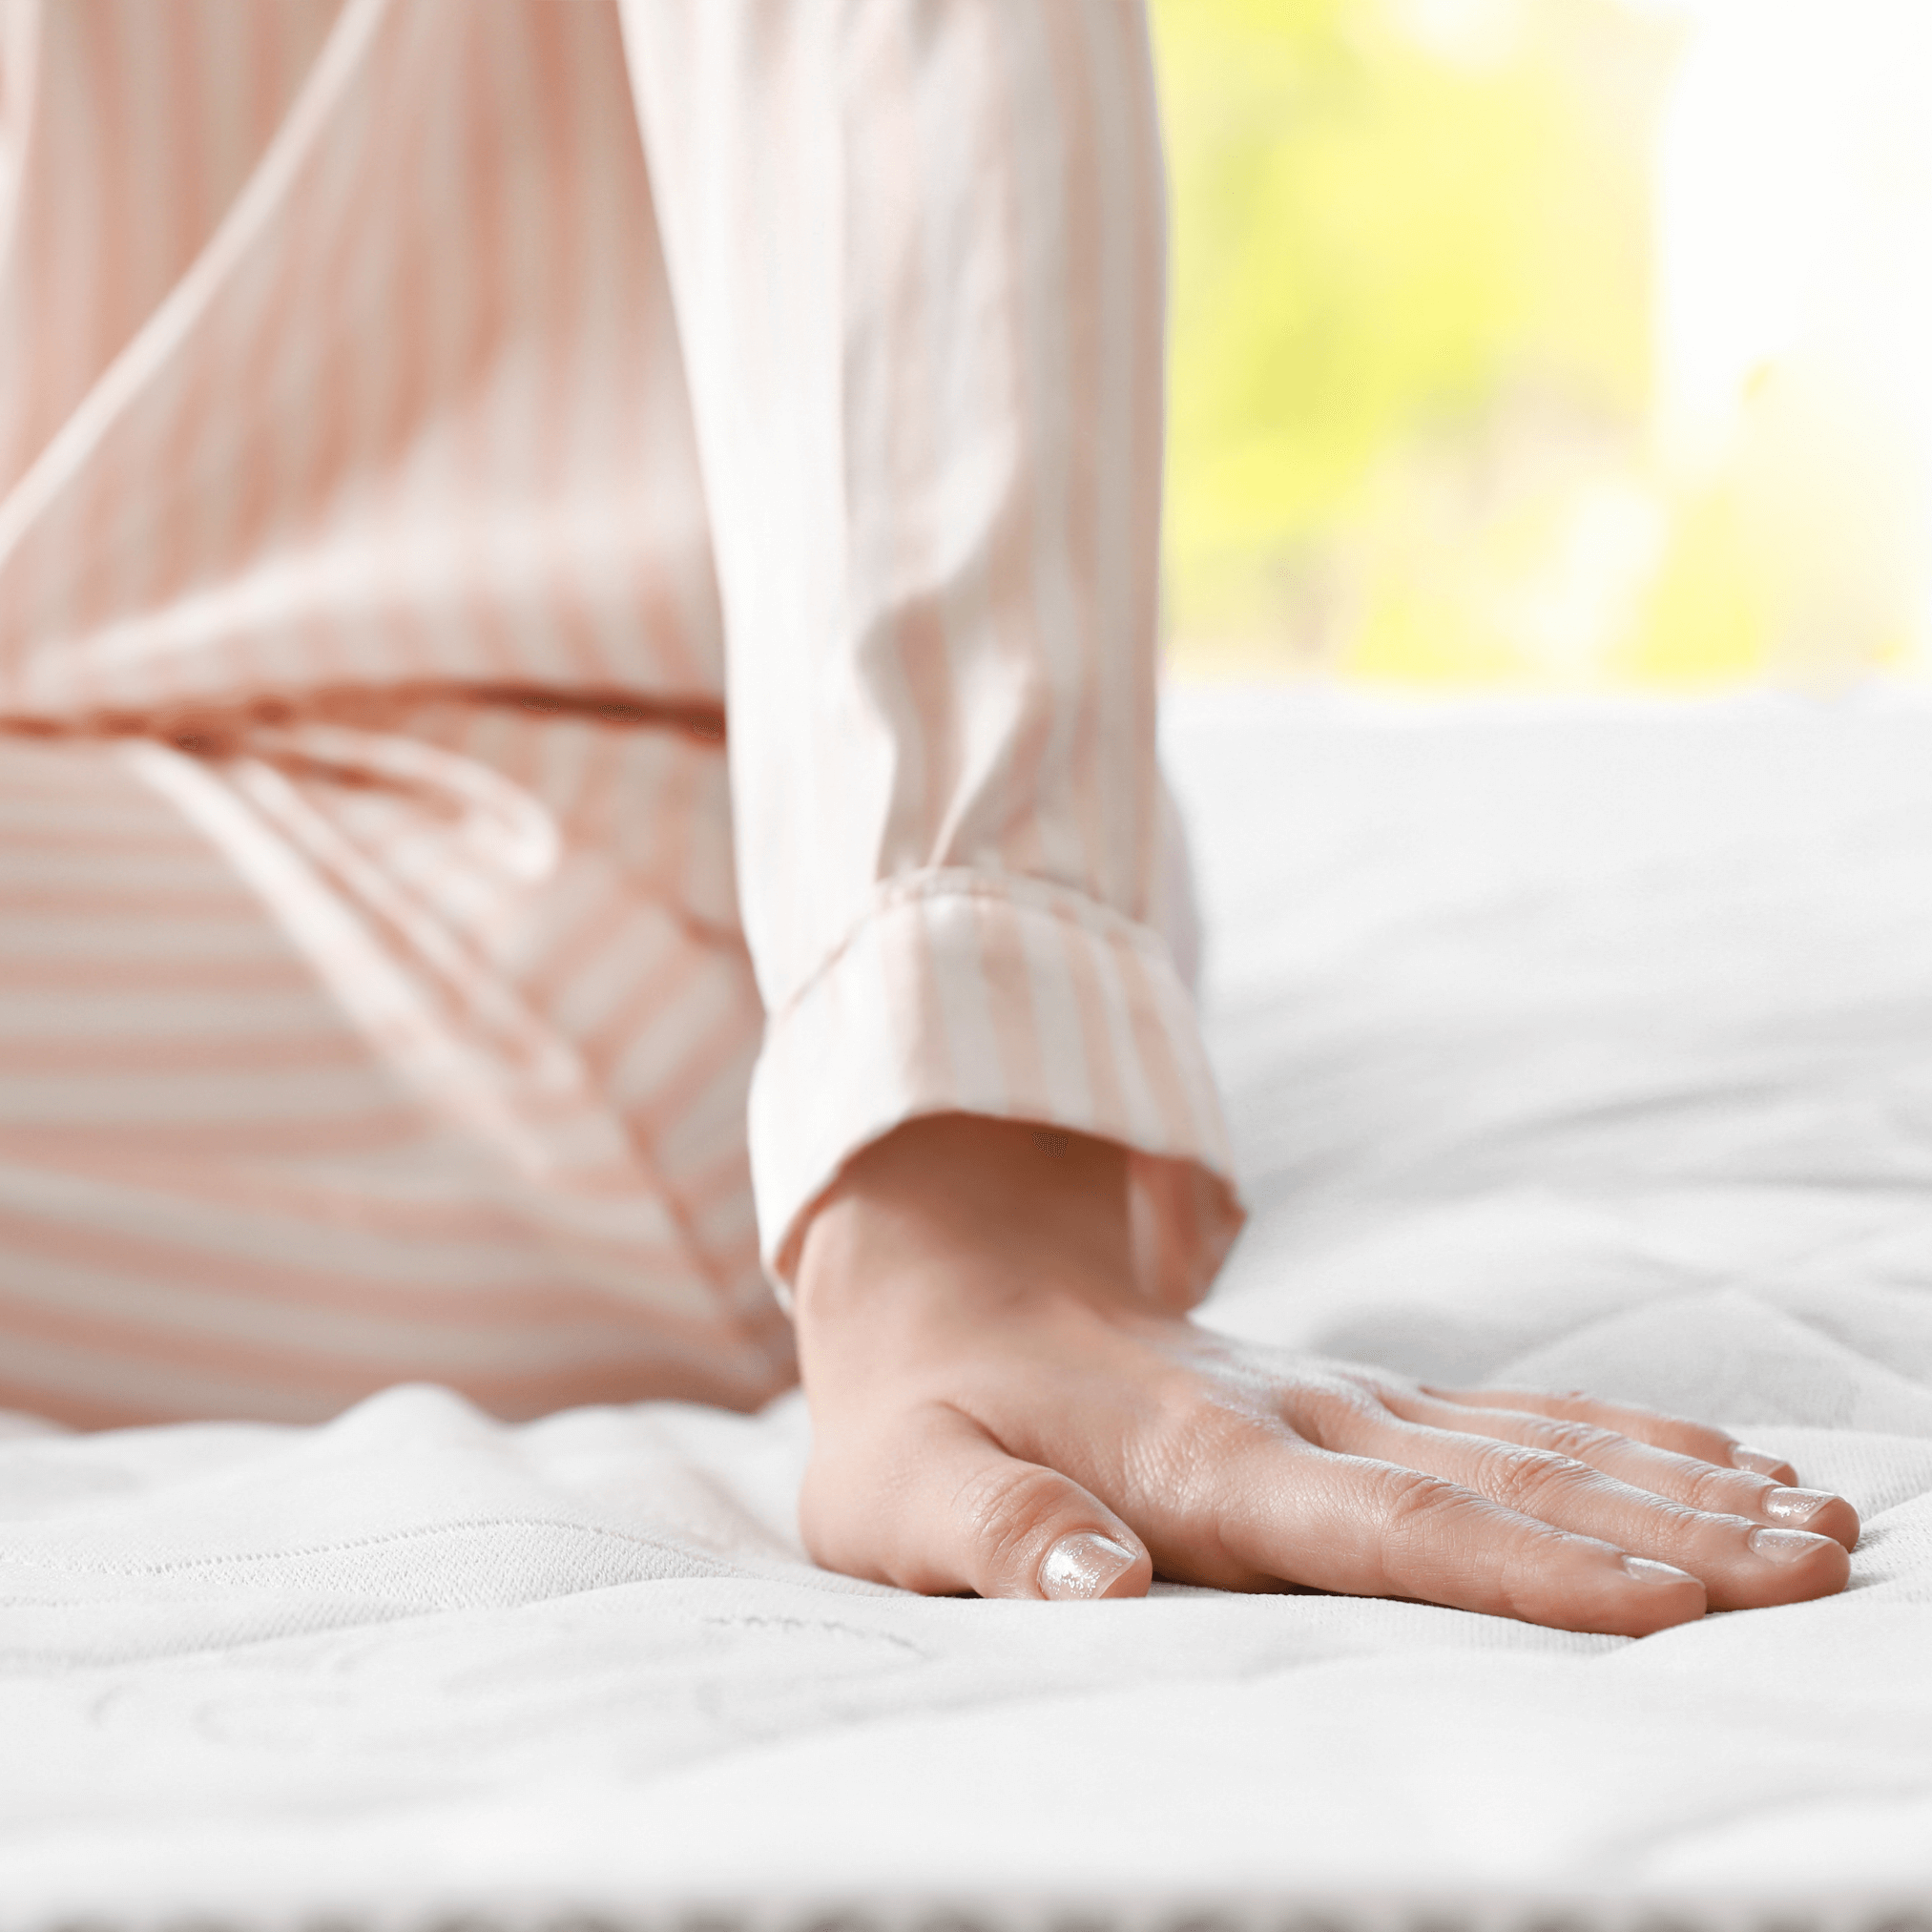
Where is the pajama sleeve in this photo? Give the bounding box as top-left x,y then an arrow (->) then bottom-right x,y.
618,0 -> 1243,1299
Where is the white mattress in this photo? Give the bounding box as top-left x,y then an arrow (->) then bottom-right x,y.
4,689 -> 1931,1931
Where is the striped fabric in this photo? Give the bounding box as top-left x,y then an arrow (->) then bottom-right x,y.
0,0 -> 1240,1424
0,715 -> 790,1424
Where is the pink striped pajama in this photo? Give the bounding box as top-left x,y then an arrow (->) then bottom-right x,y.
0,0 -> 1240,1425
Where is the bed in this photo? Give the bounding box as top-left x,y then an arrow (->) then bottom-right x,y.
2,687 -> 1928,1932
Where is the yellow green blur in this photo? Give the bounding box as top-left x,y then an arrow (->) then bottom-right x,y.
1151,0 -> 1922,687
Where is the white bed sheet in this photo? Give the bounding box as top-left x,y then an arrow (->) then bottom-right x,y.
2,688 -> 1930,1930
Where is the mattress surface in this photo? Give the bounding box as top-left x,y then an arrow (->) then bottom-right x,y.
2,688 -> 1930,1929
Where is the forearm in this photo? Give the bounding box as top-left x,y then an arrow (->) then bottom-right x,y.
622,2 -> 1236,1297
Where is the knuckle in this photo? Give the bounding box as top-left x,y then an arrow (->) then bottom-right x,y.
1478,1445 -> 1593,1517
949,1459 -> 1070,1578
1149,1386 -> 1271,1487
1372,1464 -> 1476,1537
1367,1466 -> 1528,1601
1677,1458 -> 1755,1516
1525,1418 -> 1614,1463
1296,1374 -> 1386,1449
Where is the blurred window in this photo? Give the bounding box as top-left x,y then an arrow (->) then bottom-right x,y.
1153,0 -> 1932,688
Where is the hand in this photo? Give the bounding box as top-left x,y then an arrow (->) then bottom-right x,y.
793,1114 -> 1857,1634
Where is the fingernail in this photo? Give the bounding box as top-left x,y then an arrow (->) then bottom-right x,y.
1763,1486 -> 1833,1526
1730,1444 -> 1787,1476
1039,1532 -> 1138,1602
1623,1555 -> 1698,1587
1749,1527 -> 1833,1564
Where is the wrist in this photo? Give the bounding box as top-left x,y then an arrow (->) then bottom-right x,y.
793,1112 -> 1137,1335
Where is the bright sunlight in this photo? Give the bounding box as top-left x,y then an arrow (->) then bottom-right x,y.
1153,0 -> 1932,688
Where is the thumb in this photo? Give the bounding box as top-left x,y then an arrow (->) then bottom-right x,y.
801,1404 -> 1153,1601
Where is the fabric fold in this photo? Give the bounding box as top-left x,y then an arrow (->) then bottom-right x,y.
750,865 -> 1241,1300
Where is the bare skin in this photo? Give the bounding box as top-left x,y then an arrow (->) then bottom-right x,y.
794,1113 -> 1858,1632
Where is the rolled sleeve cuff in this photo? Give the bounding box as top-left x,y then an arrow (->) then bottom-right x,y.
749,867 -> 1245,1305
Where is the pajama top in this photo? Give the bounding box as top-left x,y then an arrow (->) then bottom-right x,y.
0,0 -> 1241,1418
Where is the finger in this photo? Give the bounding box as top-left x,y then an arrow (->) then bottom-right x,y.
1190,1433 -> 1709,1636
1323,1407 -> 1851,1611
1382,1389 -> 1859,1550
1421,1384 -> 1801,1485
800,1404 -> 1153,1602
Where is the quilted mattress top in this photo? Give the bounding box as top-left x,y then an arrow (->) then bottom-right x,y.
1,687 -> 1928,1930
